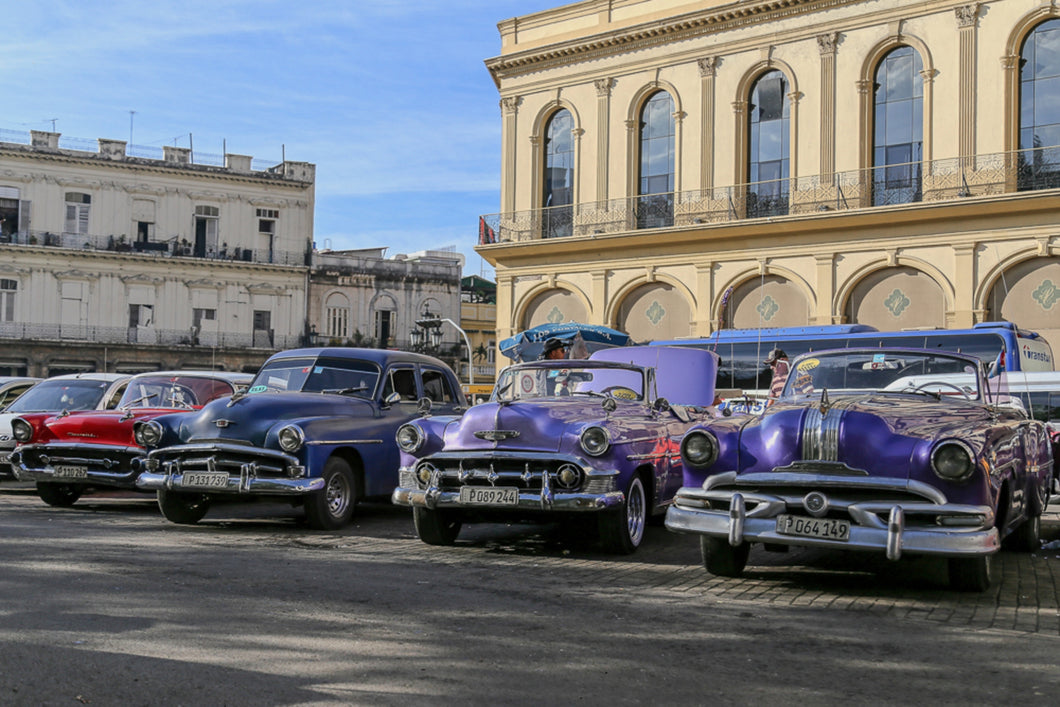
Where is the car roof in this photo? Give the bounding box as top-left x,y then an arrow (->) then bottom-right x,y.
129,370 -> 254,383
0,376 -> 42,385
40,372 -> 130,383
263,347 -> 453,369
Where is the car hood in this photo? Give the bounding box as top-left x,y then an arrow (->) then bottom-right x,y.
735,392 -> 997,481
35,409 -> 187,447
441,399 -> 642,454
176,392 -> 377,445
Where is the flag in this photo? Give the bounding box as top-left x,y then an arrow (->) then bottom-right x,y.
478,216 -> 497,245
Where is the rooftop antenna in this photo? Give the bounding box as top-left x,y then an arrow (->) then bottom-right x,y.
46,118 -> 57,131
129,110 -> 136,144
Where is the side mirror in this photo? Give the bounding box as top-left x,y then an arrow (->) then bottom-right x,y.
383,391 -> 401,406
653,397 -> 670,413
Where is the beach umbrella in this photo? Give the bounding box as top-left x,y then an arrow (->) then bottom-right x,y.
499,322 -> 633,362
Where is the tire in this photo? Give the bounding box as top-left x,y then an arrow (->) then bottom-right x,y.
598,475 -> 647,554
304,457 -> 357,530
701,536 -> 751,577
948,554 -> 994,592
36,482 -> 83,507
1004,514 -> 1041,553
157,489 -> 210,525
413,507 -> 462,545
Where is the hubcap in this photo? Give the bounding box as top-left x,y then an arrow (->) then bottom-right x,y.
325,473 -> 350,517
627,480 -> 645,545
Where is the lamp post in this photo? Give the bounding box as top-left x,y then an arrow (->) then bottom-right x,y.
413,306 -> 474,385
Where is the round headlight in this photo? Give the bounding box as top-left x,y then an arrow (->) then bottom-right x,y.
580,426 -> 610,457
682,430 -> 719,468
134,420 -> 164,448
11,418 -> 32,443
931,441 -> 974,482
277,425 -> 305,452
396,423 -> 425,453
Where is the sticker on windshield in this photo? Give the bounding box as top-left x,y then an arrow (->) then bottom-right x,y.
314,366 -> 324,374
248,385 -> 268,394
873,353 -> 886,364
796,358 -> 819,371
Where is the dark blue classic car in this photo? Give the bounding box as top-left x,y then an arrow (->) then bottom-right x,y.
665,348 -> 1054,591
392,346 -> 722,553
135,348 -> 466,528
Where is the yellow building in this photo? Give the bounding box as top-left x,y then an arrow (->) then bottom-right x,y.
478,0 -> 1060,359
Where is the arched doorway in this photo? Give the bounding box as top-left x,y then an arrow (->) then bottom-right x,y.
616,282 -> 691,343
846,266 -> 944,329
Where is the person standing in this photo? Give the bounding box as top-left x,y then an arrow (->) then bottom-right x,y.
765,348 -> 790,403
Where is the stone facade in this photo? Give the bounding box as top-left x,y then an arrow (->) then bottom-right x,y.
478,0 -> 1060,359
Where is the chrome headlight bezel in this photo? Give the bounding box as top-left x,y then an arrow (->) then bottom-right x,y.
396,423 -> 425,453
579,426 -> 610,457
10,418 -> 32,443
931,440 -> 976,483
277,424 -> 305,453
681,429 -> 719,468
134,420 -> 164,448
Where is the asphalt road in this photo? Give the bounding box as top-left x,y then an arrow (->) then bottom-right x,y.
2,483 -> 1059,706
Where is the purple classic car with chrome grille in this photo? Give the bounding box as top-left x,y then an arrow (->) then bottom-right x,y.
665,347 -> 1054,591
392,345 -> 722,553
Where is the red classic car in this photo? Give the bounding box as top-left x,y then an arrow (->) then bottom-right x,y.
10,371 -> 252,507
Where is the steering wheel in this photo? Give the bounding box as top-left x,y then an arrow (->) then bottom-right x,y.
910,381 -> 973,400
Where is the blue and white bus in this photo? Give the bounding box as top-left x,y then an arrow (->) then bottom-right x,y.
652,322 -> 1054,394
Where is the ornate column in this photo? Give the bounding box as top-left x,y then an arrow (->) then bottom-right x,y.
594,78 -> 613,203
814,253 -> 836,325
920,68 -> 938,163
500,96 -> 521,214
592,270 -> 608,326
695,262 -> 715,335
817,34 -> 838,177
951,243 -> 978,327
956,4 -> 981,162
698,57 -> 719,190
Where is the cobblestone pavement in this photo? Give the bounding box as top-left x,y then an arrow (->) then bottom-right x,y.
3,483 -> 1059,638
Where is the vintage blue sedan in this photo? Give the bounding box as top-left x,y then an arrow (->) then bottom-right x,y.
392,346 -> 722,553
135,348 -> 466,529
665,348 -> 1054,591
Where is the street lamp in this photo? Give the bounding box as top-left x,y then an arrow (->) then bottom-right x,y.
413,306 -> 474,385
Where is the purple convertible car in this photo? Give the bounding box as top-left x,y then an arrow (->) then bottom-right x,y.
665,347 -> 1053,591
392,345 -> 722,553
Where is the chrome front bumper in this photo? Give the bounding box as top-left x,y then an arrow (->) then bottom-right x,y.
392,484 -> 624,512
12,443 -> 141,486
137,443 -> 321,496
665,479 -> 999,559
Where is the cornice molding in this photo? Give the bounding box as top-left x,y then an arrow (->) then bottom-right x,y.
485,0 -> 859,84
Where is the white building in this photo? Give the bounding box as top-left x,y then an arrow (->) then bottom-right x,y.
0,129 -> 315,375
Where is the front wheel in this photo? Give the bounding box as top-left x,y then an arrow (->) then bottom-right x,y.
304,457 -> 357,530
157,489 -> 210,525
1004,514 -> 1041,553
948,554 -> 994,592
36,482 -> 83,507
598,475 -> 647,554
413,507 -> 462,545
701,536 -> 750,577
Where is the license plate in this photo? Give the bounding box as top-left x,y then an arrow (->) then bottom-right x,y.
54,465 -> 87,478
182,472 -> 229,489
459,486 -> 518,506
776,514 -> 850,541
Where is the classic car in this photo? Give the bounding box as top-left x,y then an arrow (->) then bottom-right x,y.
664,348 -> 1054,591
134,348 -> 466,529
0,376 -> 41,412
392,345 -> 723,553
0,372 -> 130,480
10,371 -> 253,506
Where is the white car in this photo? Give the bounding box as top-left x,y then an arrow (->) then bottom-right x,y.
0,377 -> 41,412
0,373 -> 130,479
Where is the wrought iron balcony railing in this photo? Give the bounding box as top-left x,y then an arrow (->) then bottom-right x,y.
478,146 -> 1060,243
0,229 -> 309,266
0,322 -> 303,350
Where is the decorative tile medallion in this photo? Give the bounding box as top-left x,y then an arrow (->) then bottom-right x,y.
884,288 -> 911,318
547,307 -> 564,324
756,295 -> 779,322
645,300 -> 666,325
1032,279 -> 1057,311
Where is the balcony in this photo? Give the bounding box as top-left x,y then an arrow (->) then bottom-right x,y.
478,146 -> 1060,243
0,322 -> 303,350
0,229 -> 309,266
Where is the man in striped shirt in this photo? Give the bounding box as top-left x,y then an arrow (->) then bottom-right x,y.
765,349 -> 790,404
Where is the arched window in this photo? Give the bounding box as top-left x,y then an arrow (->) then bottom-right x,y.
542,109 -> 574,238
1019,19 -> 1060,189
872,46 -> 923,206
325,292 -> 350,340
748,70 -> 790,218
637,91 -> 675,228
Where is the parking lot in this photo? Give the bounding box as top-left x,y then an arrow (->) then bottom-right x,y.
2,483 -> 1060,705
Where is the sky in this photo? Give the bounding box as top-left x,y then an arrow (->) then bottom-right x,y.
2,1 -> 561,278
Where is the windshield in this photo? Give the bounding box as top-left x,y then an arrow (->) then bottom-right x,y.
7,379 -> 110,412
782,350 -> 982,401
119,376 -> 237,409
494,363 -> 645,402
248,356 -> 380,399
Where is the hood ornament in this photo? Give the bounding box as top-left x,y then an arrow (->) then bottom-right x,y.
474,430 -> 519,441
818,388 -> 832,417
